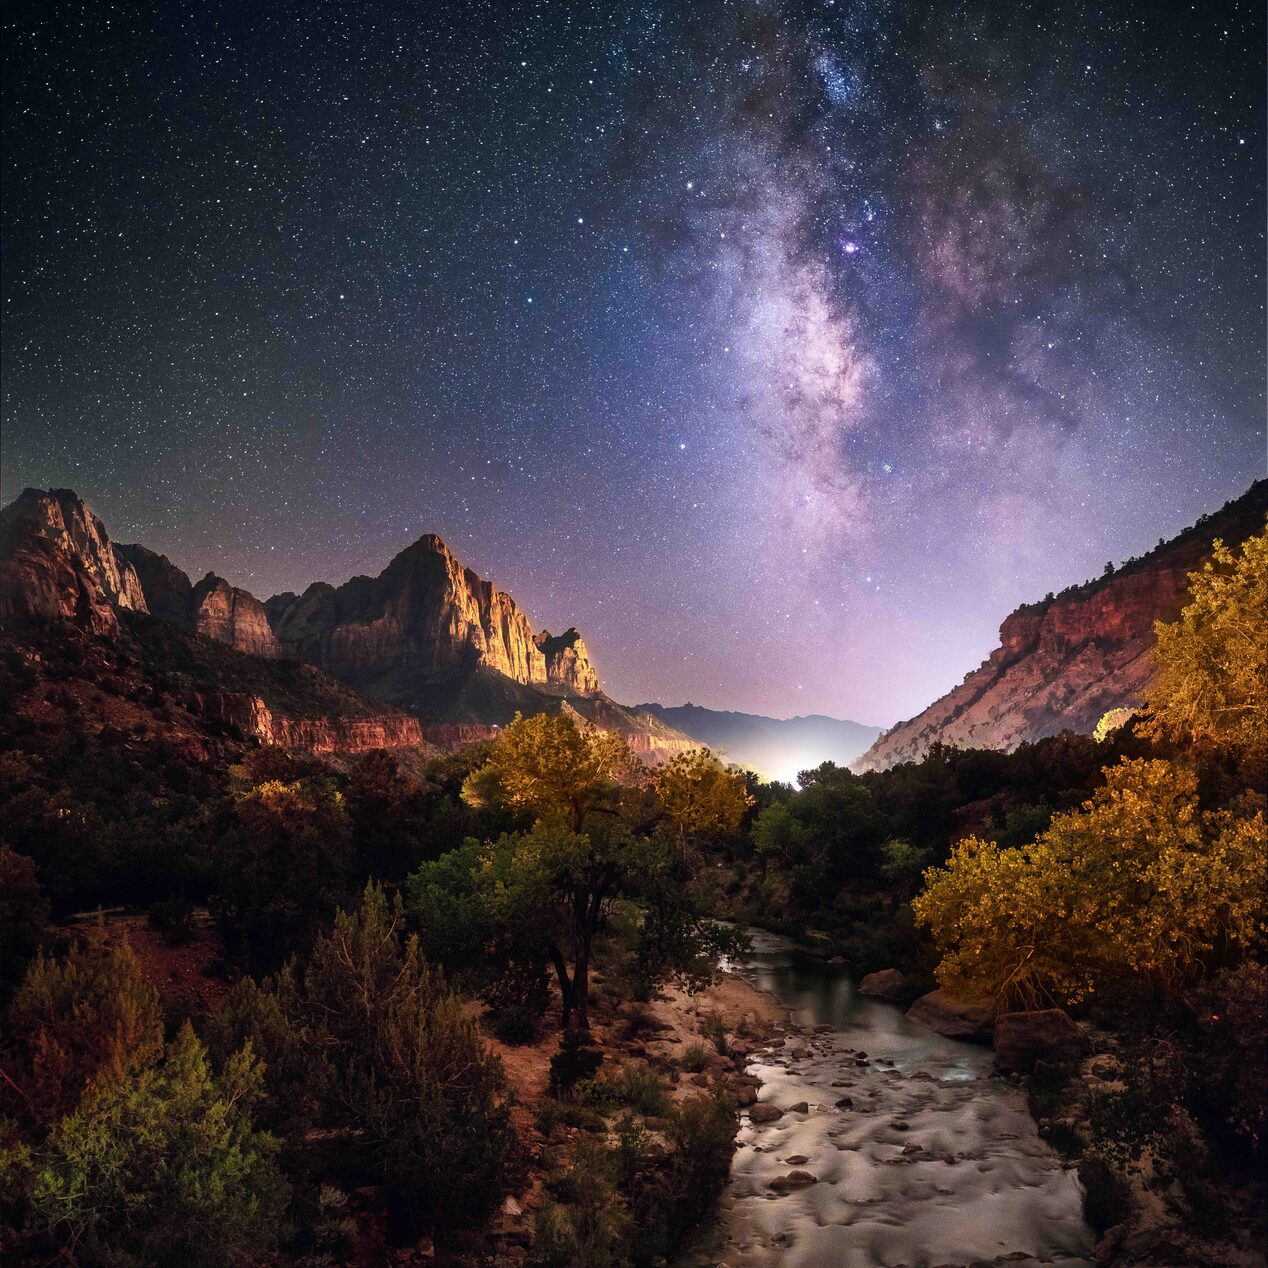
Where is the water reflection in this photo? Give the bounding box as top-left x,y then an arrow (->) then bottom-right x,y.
687,930 -> 1096,1268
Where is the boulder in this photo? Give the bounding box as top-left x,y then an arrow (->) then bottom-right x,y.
748,1103 -> 783,1123
858,968 -> 910,1002
993,1009 -> 1090,1074
769,1170 -> 818,1192
906,990 -> 995,1042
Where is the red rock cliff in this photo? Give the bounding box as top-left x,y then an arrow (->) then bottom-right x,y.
536,627 -> 601,696
265,534 -> 554,687
189,574 -> 282,659
0,488 -> 147,636
855,482 -> 1268,771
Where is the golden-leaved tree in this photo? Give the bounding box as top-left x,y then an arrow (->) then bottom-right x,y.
913,759 -> 1266,1008
914,524 -> 1268,1009
1141,526 -> 1267,758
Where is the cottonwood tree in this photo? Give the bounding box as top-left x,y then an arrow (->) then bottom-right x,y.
415,713 -> 747,1032
1142,527 -> 1267,760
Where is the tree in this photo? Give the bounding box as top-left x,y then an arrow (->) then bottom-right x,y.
913,758 -> 1268,1008
212,777 -> 354,972
0,843 -> 48,1009
344,748 -> 429,880
26,1024 -> 286,1268
1142,528 -> 1267,759
422,714 -> 745,1031
5,924 -> 163,1125
299,884 -> 510,1230
653,749 -> 751,848
460,711 -> 634,833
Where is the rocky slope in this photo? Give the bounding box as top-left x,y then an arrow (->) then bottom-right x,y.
1,490 -> 429,758
856,481 -> 1268,771
637,703 -> 882,781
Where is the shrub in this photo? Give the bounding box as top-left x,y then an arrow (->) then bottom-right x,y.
698,1009 -> 729,1056
534,1139 -> 631,1268
550,1028 -> 604,1094
300,884 -> 511,1231
5,925 -> 162,1124
680,1042 -> 711,1073
27,1024 -> 287,1268
488,1002 -> 542,1046
147,895 -> 194,945
0,844 -> 48,1008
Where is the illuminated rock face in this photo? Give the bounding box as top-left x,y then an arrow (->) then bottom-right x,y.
536,627 -> 601,696
265,534 -> 554,686
0,488 -> 147,636
855,480 -> 1268,771
0,488 -> 694,759
189,575 -> 282,659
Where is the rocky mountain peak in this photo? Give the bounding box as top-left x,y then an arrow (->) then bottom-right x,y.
0,487 -> 147,635
188,573 -> 281,659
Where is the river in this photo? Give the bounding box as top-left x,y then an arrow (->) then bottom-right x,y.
685,929 -> 1097,1268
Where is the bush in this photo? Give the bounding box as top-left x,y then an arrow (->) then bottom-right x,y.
0,844 -> 48,1008
680,1042 -> 711,1073
488,1002 -> 542,1046
5,925 -> 163,1124
26,1024 -> 287,1267
299,883 -> 511,1231
534,1139 -> 631,1268
550,1028 -> 604,1094
698,1009 -> 729,1056
1078,1154 -> 1132,1236
147,895 -> 194,945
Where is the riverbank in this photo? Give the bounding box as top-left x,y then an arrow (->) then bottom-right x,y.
684,929 -> 1097,1267
464,965 -> 792,1265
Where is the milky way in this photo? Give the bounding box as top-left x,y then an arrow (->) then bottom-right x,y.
2,0 -> 1263,723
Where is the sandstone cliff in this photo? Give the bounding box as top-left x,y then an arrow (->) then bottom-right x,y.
855,481 -> 1268,771
116,543 -> 193,623
265,534 -> 550,688
0,488 -> 147,636
189,574 -> 282,658
536,627 -> 601,696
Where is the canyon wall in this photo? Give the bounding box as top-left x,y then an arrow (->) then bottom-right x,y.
856,481 -> 1268,771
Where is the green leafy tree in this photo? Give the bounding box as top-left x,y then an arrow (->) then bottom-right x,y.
460,711 -> 634,833
1142,527 -> 1267,758
652,749 -> 751,848
426,716 -> 745,1031
27,1024 -> 286,1268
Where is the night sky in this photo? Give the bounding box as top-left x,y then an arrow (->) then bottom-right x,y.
2,0 -> 1263,725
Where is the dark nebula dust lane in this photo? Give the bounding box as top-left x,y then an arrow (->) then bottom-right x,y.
2,0 -> 1262,722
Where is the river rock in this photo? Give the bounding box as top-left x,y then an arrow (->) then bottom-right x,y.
789,1101 -> 809,1114
769,1170 -> 818,1192
858,968 -> 910,1002
749,1103 -> 784,1123
994,1009 -> 1090,1074
906,989 -> 996,1042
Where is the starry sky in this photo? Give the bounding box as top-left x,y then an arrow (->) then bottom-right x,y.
2,0 -> 1264,725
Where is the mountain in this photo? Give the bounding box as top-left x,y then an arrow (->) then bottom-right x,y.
855,480 -> 1268,772
0,488 -> 147,637
637,702 -> 882,783
2,488 -> 695,761
2,489 -> 428,760
257,533 -> 692,757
